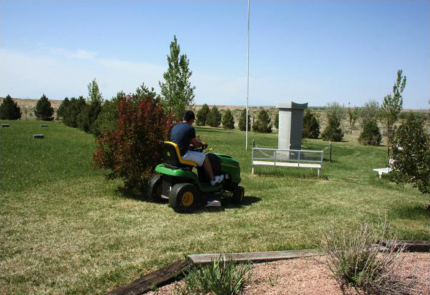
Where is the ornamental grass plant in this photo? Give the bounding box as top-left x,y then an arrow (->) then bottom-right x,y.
176,256 -> 253,295
320,221 -> 413,295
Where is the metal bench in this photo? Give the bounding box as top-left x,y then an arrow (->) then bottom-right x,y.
252,141 -> 323,176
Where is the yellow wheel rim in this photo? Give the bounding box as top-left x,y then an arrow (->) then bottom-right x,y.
182,192 -> 194,207
156,184 -> 162,197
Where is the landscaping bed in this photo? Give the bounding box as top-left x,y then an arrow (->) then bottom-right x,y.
148,253 -> 430,294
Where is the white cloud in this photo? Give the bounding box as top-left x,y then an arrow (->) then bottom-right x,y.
0,46 -> 323,107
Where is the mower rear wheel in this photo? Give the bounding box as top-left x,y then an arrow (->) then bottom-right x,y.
147,174 -> 164,202
232,186 -> 245,204
169,183 -> 200,213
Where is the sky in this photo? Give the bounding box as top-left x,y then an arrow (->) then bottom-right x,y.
0,0 -> 429,109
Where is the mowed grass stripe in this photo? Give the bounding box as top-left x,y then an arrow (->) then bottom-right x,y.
1,120 -> 428,294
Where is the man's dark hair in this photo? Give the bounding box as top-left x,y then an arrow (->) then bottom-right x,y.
184,110 -> 195,122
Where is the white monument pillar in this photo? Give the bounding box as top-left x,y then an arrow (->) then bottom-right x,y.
277,102 -> 308,150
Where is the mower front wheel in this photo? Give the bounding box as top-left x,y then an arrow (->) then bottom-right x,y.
232,186 -> 245,204
169,183 -> 201,213
147,174 -> 164,203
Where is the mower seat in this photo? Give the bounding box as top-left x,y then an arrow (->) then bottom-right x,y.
164,141 -> 197,168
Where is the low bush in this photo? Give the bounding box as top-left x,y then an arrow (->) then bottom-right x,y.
176,256 -> 252,295
358,121 -> 382,146
321,221 -> 409,295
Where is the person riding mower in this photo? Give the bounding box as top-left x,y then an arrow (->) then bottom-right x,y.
148,141 -> 244,213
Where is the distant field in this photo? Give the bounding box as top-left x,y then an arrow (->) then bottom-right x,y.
1,119 -> 428,294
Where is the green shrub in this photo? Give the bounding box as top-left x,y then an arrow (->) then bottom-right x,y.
34,94 -> 54,121
176,257 -> 252,295
252,108 -> 272,133
207,106 -> 222,127
321,221 -> 408,295
222,109 -> 235,129
0,95 -> 21,120
358,121 -> 382,146
196,104 -> 210,126
302,110 -> 320,139
238,108 -> 250,131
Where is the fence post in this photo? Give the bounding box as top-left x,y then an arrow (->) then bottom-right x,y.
252,139 -> 255,174
329,142 -> 332,163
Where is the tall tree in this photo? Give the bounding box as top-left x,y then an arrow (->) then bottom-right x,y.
0,95 -> 21,120
159,35 -> 195,120
87,78 -> 103,103
381,70 -> 406,139
360,100 -> 380,127
34,94 -> 54,121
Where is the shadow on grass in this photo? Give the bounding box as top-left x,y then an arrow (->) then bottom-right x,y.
389,204 -> 430,221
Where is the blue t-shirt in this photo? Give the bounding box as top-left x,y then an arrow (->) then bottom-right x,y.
170,122 -> 196,156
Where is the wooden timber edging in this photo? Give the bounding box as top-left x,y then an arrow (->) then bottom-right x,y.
106,241 -> 430,295
189,249 -> 322,264
105,260 -> 192,295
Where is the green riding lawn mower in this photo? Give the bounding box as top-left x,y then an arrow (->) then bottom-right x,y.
147,141 -> 245,213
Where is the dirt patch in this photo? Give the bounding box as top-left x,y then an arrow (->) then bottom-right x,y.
148,253 -> 429,295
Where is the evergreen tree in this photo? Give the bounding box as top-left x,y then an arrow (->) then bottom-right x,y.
238,108 -> 251,131
92,93 -> 123,136
222,109 -> 235,129
358,121 -> 382,146
34,94 -> 54,121
159,35 -> 195,120
0,95 -> 21,120
321,102 -> 344,141
302,110 -> 320,139
57,97 -> 70,120
274,113 -> 279,130
253,108 -> 272,133
63,96 -> 86,127
77,79 -> 103,133
196,104 -> 210,126
391,113 -> 430,196
206,106 -> 221,127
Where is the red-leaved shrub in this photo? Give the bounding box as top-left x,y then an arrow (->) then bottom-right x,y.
93,95 -> 173,193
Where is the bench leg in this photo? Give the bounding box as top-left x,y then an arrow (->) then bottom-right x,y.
252,166 -> 254,175
318,169 -> 320,177
379,172 -> 382,179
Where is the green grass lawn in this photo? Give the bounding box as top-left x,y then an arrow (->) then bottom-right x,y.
1,120 -> 428,295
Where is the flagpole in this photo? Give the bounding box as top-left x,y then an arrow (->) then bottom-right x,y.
246,0 -> 250,150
